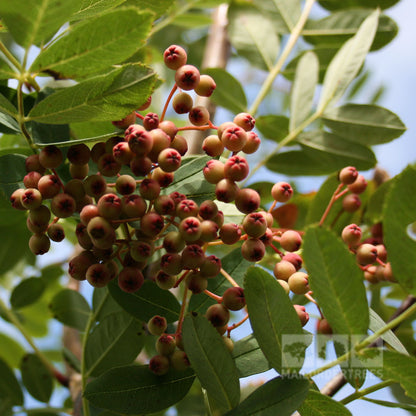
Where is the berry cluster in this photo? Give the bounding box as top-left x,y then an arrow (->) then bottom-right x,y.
11,46 -> 391,376
336,166 -> 395,284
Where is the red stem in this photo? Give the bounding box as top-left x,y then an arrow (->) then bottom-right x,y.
203,290 -> 222,303
176,287 -> 189,335
174,269 -> 190,288
227,314 -> 249,336
160,84 -> 178,122
319,183 -> 345,226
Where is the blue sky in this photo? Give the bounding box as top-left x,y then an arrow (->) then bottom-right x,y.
364,0 -> 416,177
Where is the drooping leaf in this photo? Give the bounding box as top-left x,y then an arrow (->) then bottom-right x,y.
123,0 -> 173,19
245,266 -> 307,373
203,68 -> 247,114
71,0 -> 127,20
232,333 -> 271,378
20,353 -> 53,403
28,64 -> 158,124
0,154 -> 26,185
84,311 -> 145,378
289,51 -> 318,131
359,349 -> 416,400
255,115 -> 289,143
10,277 -> 46,309
266,133 -> 376,176
0,0 -> 83,48
364,179 -> 392,225
318,0 -> 400,11
298,389 -> 352,416
283,48 -> 338,83
383,166 -> 416,294
225,375 -> 309,416
171,12 -> 212,28
0,220 -> 33,275
228,3 -> 279,71
361,397 -> 416,412
84,364 -> 195,414
302,226 -> 369,335
303,10 -> 397,51
317,10 -> 379,111
369,308 -> 408,355
31,8 -> 153,79
322,104 -> 406,145
0,111 -> 19,133
255,0 -> 301,32
49,289 -> 91,331
92,287 -> 122,321
108,279 -> 180,323
182,313 -> 240,413
0,333 -> 25,368
0,357 -> 24,406
297,131 -> 377,170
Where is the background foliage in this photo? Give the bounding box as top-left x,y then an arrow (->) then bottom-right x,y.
0,0 -> 415,415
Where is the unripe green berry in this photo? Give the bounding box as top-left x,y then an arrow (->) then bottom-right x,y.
222,287 -> 245,311
47,223 -> 65,242
356,243 -> 378,266
277,279 -> 290,295
29,233 -> 51,255
202,135 -> 224,157
156,334 -> 176,356
279,230 -> 302,252
172,91 -> 193,114
155,271 -> 177,290
169,350 -> 190,371
273,260 -> 296,281
185,271 -> 207,294
194,74 -> 216,97
288,271 -> 310,295
149,354 -> 170,375
241,238 -> 265,262
206,304 -> 230,327
147,315 -> 168,336
223,336 -> 234,353
242,212 -> 267,238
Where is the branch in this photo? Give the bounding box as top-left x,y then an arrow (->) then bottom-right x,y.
320,295 -> 416,397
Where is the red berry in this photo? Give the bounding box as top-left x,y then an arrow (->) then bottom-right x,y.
338,166 -> 358,185
175,65 -> 200,90
271,182 -> 293,202
163,45 -> 187,70
194,74 -> 216,97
